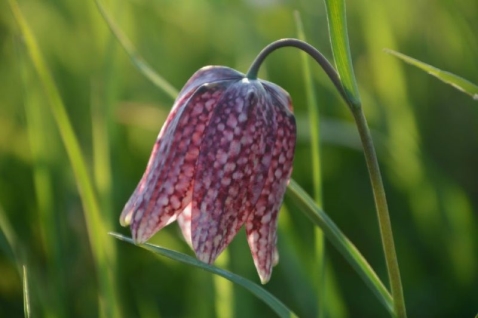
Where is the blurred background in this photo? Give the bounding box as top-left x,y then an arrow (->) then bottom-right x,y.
0,0 -> 477,317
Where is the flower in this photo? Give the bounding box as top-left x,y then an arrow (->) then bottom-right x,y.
120,66 -> 296,283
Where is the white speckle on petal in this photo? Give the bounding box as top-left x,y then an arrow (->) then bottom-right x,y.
171,195 -> 181,209
227,115 -> 238,127
238,113 -> 247,122
213,235 -> 223,246
134,208 -> 144,222
232,171 -> 243,180
230,140 -> 241,155
158,196 -> 169,207
261,213 -> 271,224
221,177 -> 231,186
274,169 -> 282,179
224,162 -> 236,172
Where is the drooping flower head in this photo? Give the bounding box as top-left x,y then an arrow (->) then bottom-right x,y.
120,66 -> 296,283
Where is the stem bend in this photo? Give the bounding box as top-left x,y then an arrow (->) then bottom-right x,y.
246,38 -> 348,105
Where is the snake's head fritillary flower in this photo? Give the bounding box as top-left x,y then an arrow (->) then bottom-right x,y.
120,66 -> 296,284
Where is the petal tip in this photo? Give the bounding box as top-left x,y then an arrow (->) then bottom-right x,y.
119,210 -> 133,227
196,251 -> 213,264
132,236 -> 148,245
131,225 -> 152,245
258,271 -> 271,285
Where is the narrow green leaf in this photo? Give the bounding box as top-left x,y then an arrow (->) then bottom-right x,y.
0,206 -> 30,317
324,0 -> 361,108
110,233 -> 298,318
385,49 -> 478,100
0,208 -> 18,263
294,12 -> 323,208
213,250 -> 234,318
286,180 -> 394,314
94,0 -> 178,100
23,265 -> 31,318
294,11 -> 328,318
8,1 -> 121,316
17,36 -> 67,318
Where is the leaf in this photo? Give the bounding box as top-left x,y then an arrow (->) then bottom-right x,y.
23,265 -> 31,318
0,206 -> 21,264
323,0 -> 361,108
8,1 -> 121,316
0,206 -> 30,317
110,233 -> 298,318
286,180 -> 394,314
385,49 -> 478,101
294,11 -> 328,318
94,0 -> 178,100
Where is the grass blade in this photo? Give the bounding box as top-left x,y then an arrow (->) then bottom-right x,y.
17,37 -> 67,318
110,233 -> 298,318
94,0 -> 178,100
294,11 -> 328,317
23,265 -> 30,318
8,1 -> 121,316
0,206 -> 21,264
0,206 -> 30,316
213,250 -> 234,318
286,179 -> 394,315
323,0 -> 361,108
385,49 -> 478,100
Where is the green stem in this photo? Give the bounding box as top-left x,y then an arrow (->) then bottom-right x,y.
246,39 -> 347,103
351,108 -> 406,318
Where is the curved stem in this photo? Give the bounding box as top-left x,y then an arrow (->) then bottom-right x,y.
246,38 -> 348,105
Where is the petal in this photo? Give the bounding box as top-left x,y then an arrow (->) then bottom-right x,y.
178,66 -> 243,102
245,90 -> 296,284
120,75 -> 213,226
190,80 -> 271,264
126,82 -> 230,243
261,80 -> 295,112
120,139 -> 162,227
120,68 -> 240,227
177,203 -> 193,248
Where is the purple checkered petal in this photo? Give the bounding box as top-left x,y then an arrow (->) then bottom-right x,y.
245,89 -> 296,284
190,80 -> 275,264
122,82 -> 231,243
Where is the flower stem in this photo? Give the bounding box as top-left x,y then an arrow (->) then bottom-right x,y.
246,39 -> 348,104
248,38 -> 406,317
351,108 -> 407,318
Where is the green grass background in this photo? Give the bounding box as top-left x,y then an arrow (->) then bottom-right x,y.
0,0 -> 477,317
